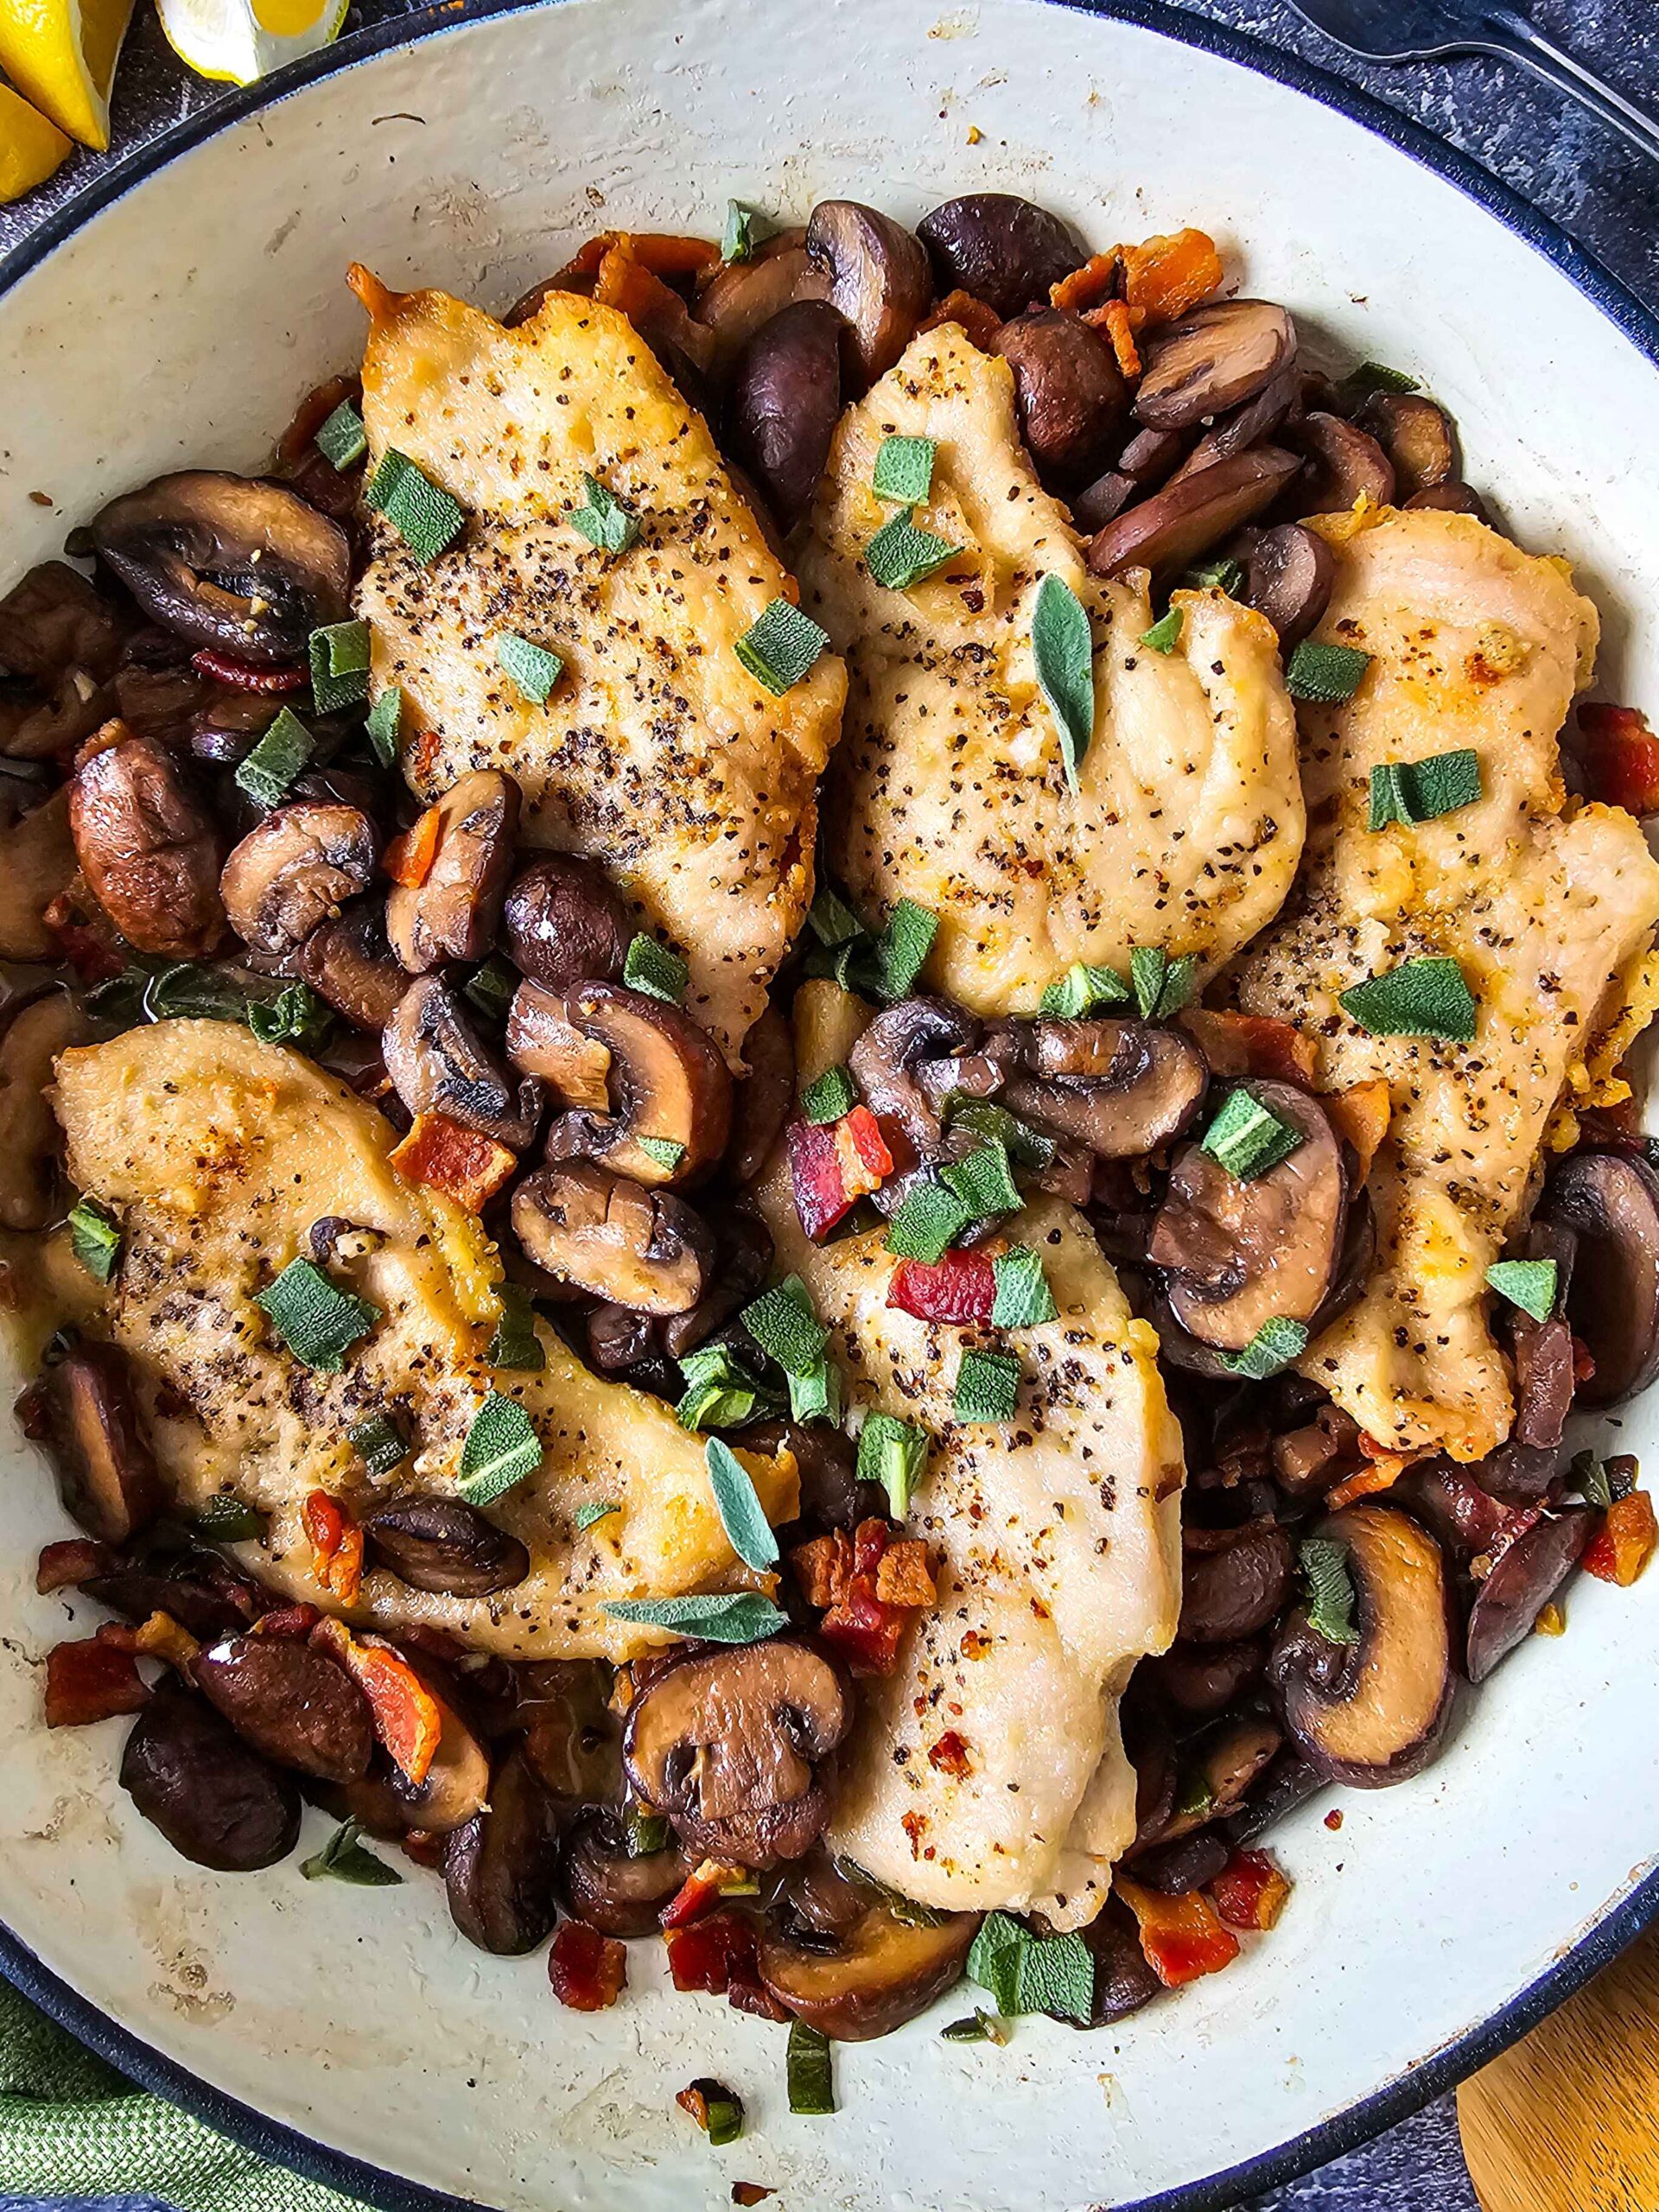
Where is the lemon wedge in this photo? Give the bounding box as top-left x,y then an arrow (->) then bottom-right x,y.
156,0 -> 348,86
0,0 -> 135,152
0,82 -> 74,201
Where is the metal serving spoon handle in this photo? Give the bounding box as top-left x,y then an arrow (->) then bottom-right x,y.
1482,5 -> 1659,166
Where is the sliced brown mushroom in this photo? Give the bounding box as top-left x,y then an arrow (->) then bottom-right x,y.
120,1688 -> 301,1872
385,769 -> 519,972
1179,1520 -> 1294,1643
560,1808 -> 691,1936
1269,1503 -> 1454,1785
518,1659 -> 625,1805
1465,1507 -> 1591,1685
757,1896 -> 978,2040
1173,367 -> 1300,477
390,1675 -> 492,1834
0,988 -> 89,1229
916,195 -> 1083,321
0,786 -> 77,960
1002,1019 -> 1207,1160
296,896 -> 408,1032
992,310 -> 1129,488
1148,1081 -> 1350,1351
1071,470 -> 1136,532
1087,448 -> 1302,582
220,802 -> 379,957
0,665 -> 114,762
383,976 -> 544,1148
1405,480 -> 1494,524
693,229 -> 833,376
512,1161 -> 715,1315
502,853 -> 631,992
91,472 -> 350,666
1221,1746 -> 1323,1847
444,1745 -> 563,1955
43,1337 -> 165,1545
1134,301 -> 1298,430
623,1640 -> 850,1867
804,201 -> 933,388
729,1004 -> 795,1185
1076,1896 -> 1163,2024
1357,392 -> 1458,500
68,723 -> 226,956
1146,1637 -> 1264,1719
1138,1711 -> 1284,1851
729,300 -> 846,531
659,1203 -> 772,1358
1243,523 -> 1336,647
195,1635 -> 374,1783
513,978 -> 732,1187
1538,1153 -> 1659,1407
849,997 -> 980,1154
0,562 -> 130,686
362,1494 -> 531,1597
1289,411 -> 1396,515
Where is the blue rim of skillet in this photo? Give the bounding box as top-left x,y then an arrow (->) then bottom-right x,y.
3,1 -> 1658,2205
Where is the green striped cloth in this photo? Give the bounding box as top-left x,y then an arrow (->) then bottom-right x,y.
0,1976 -> 360,2211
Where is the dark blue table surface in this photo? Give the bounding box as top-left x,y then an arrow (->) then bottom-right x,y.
2,3 -> 1656,2206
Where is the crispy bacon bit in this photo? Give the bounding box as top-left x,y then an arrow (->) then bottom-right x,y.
787,1118 -> 856,1241
1583,1490 -> 1657,1586
190,650 -> 308,693
1116,1874 -> 1241,1988
1117,228 -> 1224,327
557,229 -> 719,283
661,1858 -> 749,1931
811,1517 -> 936,1676
390,1109 -> 518,1212
36,1538 -> 116,1593
1087,298 -> 1141,379
1327,1079 -> 1391,1185
302,1488 -> 365,1605
385,806 -> 442,889
311,1617 -> 442,1784
1325,1462 -> 1402,1511
1180,1007 -> 1319,1088
835,1104 -> 894,1196
887,1249 -> 995,1325
250,1601 -> 321,1640
42,887 -> 125,982
874,1538 -> 937,1608
732,2184 -> 774,2205
821,1583 -> 906,1677
132,1610 -> 201,1676
1051,250 -> 1120,316
928,1728 -> 971,1778
664,1910 -> 759,1994
1210,1848 -> 1292,1931
549,1920 -> 628,2012
1578,703 -> 1659,817
922,289 -> 1004,350
44,1637 -> 149,1727
590,244 -> 716,377
791,1529 -> 853,1611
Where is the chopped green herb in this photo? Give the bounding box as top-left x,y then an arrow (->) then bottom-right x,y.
67,1195 -> 120,1283
786,2022 -> 836,2116
856,1412 -> 929,1517
874,897 -> 938,1001
1487,1257 -> 1559,1323
455,1391 -> 542,1505
1130,944 -> 1198,1021
315,399 -> 368,471
308,619 -> 371,714
942,1140 -> 1020,1219
1033,572 -> 1095,792
601,1591 -> 788,1643
1572,1452 -> 1613,1507
1368,747 -> 1483,832
569,472 -> 639,557
365,448 -> 465,563
990,1246 -> 1057,1329
802,1064 -> 859,1123
462,955 -> 518,1027
575,1498 -> 620,1532
873,435 -> 938,505
234,706 -> 314,809
741,1274 -> 829,1375
1173,1767 -> 1217,1820
247,982 -> 332,1048
684,2077 -> 745,2145
966,1911 -> 1093,2024
1201,1087 -> 1303,1181
1286,639 -> 1371,704
1218,1315 -> 1309,1381
256,1257 -> 379,1373
1339,359 -> 1421,406
966,1913 -> 1026,2012
364,685 -> 403,767
734,597 -> 830,696
864,506 -> 961,593
143,963 -> 249,1025
496,631 -> 563,704
806,880 -> 863,949
885,1177 -> 973,1264
301,1818 -> 403,1887
350,1414 -> 407,1478
637,1136 -> 687,1173
623,934 -> 688,1005
954,1347 -> 1021,1425
1039,961 -> 1130,1017
787,1356 -> 841,1427
945,1097 -> 1055,1171
486,1281 -> 545,1371
1184,555 -> 1246,595
941,2010 -> 1011,2044
676,1339 -> 777,1432
624,1806 -> 668,1854
1339,956 -> 1477,1041
194,1494 -> 266,1541
704,1436 -> 779,1571
1140,606 -> 1185,654
721,200 -> 766,263
1300,1535 -> 1361,1646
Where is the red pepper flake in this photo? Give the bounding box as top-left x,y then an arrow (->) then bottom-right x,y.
1116,1874 -> 1241,1988
834,1104 -> 894,1198
1578,702 -> 1659,817
733,2186 -> 774,2206
190,650 -> 308,693
1583,1490 -> 1657,1586
664,1911 -> 759,1995
385,805 -> 442,889
887,1249 -> 995,1325
660,1858 -> 747,1931
36,1538 -> 116,1593
302,1489 -> 364,1605
549,1920 -> 627,2012
1210,1848 -> 1293,1931
787,1118 -> 855,1241
399,1828 -> 447,1869
1325,1808 -> 1344,1832
928,1729 -> 971,1778
44,1637 -> 149,1728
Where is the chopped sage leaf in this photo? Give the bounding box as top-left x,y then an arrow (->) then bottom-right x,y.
741,1274 -> 828,1375
194,1494 -> 266,1541
308,619 -> 371,714
67,1195 -> 120,1283
497,631 -> 563,704
623,934 -> 689,1005
803,1064 -> 859,1123
865,506 -> 961,593
787,1356 -> 841,1427
1339,956 -> 1477,1041
786,2021 -> 836,2115
602,1591 -> 788,1643
953,1346 -> 1021,1425
676,1338 -> 779,1433
683,2077 -> 745,2145
856,1412 -> 929,1517
721,200 -> 766,263
624,1806 -> 668,1854
704,1436 -> 779,1571
247,982 -> 332,1048
1039,960 -> 1130,1017
806,880 -> 863,949
365,448 -> 465,563
315,399 -> 368,471
637,1136 -> 687,1172
301,1818 -> 403,1887
946,1096 -> 1055,1171
1140,606 -> 1184,654
885,1177 -> 973,1264
141,962 -> 247,1025
569,472 -> 639,557
462,955 -> 518,1027
1185,555 -> 1245,595
1033,573 -> 1095,792
1300,1535 -> 1361,1646
1486,1257 -> 1559,1323
942,1140 -> 1020,1219
234,706 -> 314,809
1201,1087 -> 1303,1181
364,685 -> 403,767
350,1414 -> 408,1478
873,435 -> 937,505
966,1911 -> 1092,2023
256,1258 -> 379,1372
1219,1315 -> 1309,1381
1368,747 -> 1482,832
874,897 -> 938,1001
734,598 -> 829,696
455,1391 -> 542,1504
487,1281 -> 545,1370
990,1246 -> 1057,1329
1339,359 -> 1421,406
1286,639 -> 1371,704
1129,944 -> 1197,1021
942,2010 -> 1011,2044
575,1498 -> 620,1532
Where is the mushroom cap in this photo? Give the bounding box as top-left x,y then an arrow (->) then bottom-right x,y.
1541,1151 -> 1659,1408
804,200 -> 933,389
511,1160 -> 715,1315
383,976 -> 544,1149
220,801 -> 379,957
68,724 -> 226,957
386,769 -> 520,972
1004,1019 -> 1208,1161
757,1895 -> 978,2040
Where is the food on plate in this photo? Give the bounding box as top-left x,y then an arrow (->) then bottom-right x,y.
4,189 -> 1656,2125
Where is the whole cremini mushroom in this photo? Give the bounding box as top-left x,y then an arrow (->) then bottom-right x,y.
120,1688 -> 301,1872
804,201 -> 932,388
444,1746 -> 563,1955
386,769 -> 519,972
91,472 -> 350,666
511,1160 -> 715,1314
383,976 -> 544,1148
623,1639 -> 850,1867
362,1494 -> 531,1598
1002,1018 -> 1208,1160
560,1808 -> 691,1937
728,300 -> 846,531
220,802 -> 379,957
1269,1503 -> 1454,1786
195,1635 -> 374,1783
1538,1152 -> 1659,1408
992,310 -> 1130,487
68,723 -> 226,957
693,229 -> 833,376
502,853 -> 632,992
1464,1508 -> 1592,1685
916,194 -> 1083,321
